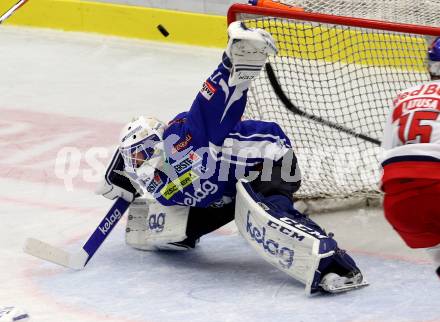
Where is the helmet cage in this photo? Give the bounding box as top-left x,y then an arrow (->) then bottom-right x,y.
120,133 -> 161,173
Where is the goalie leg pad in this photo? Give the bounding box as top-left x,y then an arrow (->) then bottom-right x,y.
235,180 -> 367,294
126,199 -> 190,251
235,180 -> 335,295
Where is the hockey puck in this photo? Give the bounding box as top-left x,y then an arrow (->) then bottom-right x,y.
157,24 -> 169,37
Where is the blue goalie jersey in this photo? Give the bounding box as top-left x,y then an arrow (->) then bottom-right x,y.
145,56 -> 294,208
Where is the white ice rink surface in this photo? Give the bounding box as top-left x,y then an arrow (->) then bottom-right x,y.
0,26 -> 439,322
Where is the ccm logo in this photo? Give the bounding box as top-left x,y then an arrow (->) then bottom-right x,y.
267,220 -> 305,242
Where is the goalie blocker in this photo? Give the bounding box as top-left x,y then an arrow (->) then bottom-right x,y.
235,180 -> 368,295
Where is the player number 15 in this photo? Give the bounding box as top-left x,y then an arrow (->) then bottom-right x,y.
398,111 -> 439,144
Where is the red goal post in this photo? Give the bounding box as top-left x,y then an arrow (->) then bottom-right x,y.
228,4 -> 440,36
227,3 -> 440,204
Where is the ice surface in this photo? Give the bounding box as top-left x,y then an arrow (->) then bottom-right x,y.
0,26 -> 438,322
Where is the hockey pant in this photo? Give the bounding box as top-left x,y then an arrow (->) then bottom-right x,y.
383,179 -> 440,248
182,152 -> 301,246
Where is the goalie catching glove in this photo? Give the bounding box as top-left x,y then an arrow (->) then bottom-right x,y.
226,21 -> 278,86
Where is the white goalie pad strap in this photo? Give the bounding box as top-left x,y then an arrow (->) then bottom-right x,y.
235,180 -> 334,295
126,198 -> 190,250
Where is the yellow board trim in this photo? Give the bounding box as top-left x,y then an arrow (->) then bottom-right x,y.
0,0 -> 427,70
249,19 -> 427,71
1,0 -> 228,47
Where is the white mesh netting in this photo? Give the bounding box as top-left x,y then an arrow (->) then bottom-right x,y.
232,7 -> 440,200
280,0 -> 440,27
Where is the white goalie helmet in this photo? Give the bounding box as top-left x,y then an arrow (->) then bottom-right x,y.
119,116 -> 166,180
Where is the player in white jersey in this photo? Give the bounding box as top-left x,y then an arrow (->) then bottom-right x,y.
380,37 -> 440,278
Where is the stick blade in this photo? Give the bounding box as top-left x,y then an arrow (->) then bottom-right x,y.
23,238 -> 87,270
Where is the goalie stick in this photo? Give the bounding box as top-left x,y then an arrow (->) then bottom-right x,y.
265,62 -> 382,146
0,0 -> 29,25
24,197 -> 130,269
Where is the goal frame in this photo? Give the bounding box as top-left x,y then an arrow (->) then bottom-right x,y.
227,3 -> 440,36
227,3 -> 440,211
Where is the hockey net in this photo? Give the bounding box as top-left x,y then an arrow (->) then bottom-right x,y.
279,0 -> 440,27
228,4 -> 440,207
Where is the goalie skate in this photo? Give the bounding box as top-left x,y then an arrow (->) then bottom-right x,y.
319,272 -> 369,294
